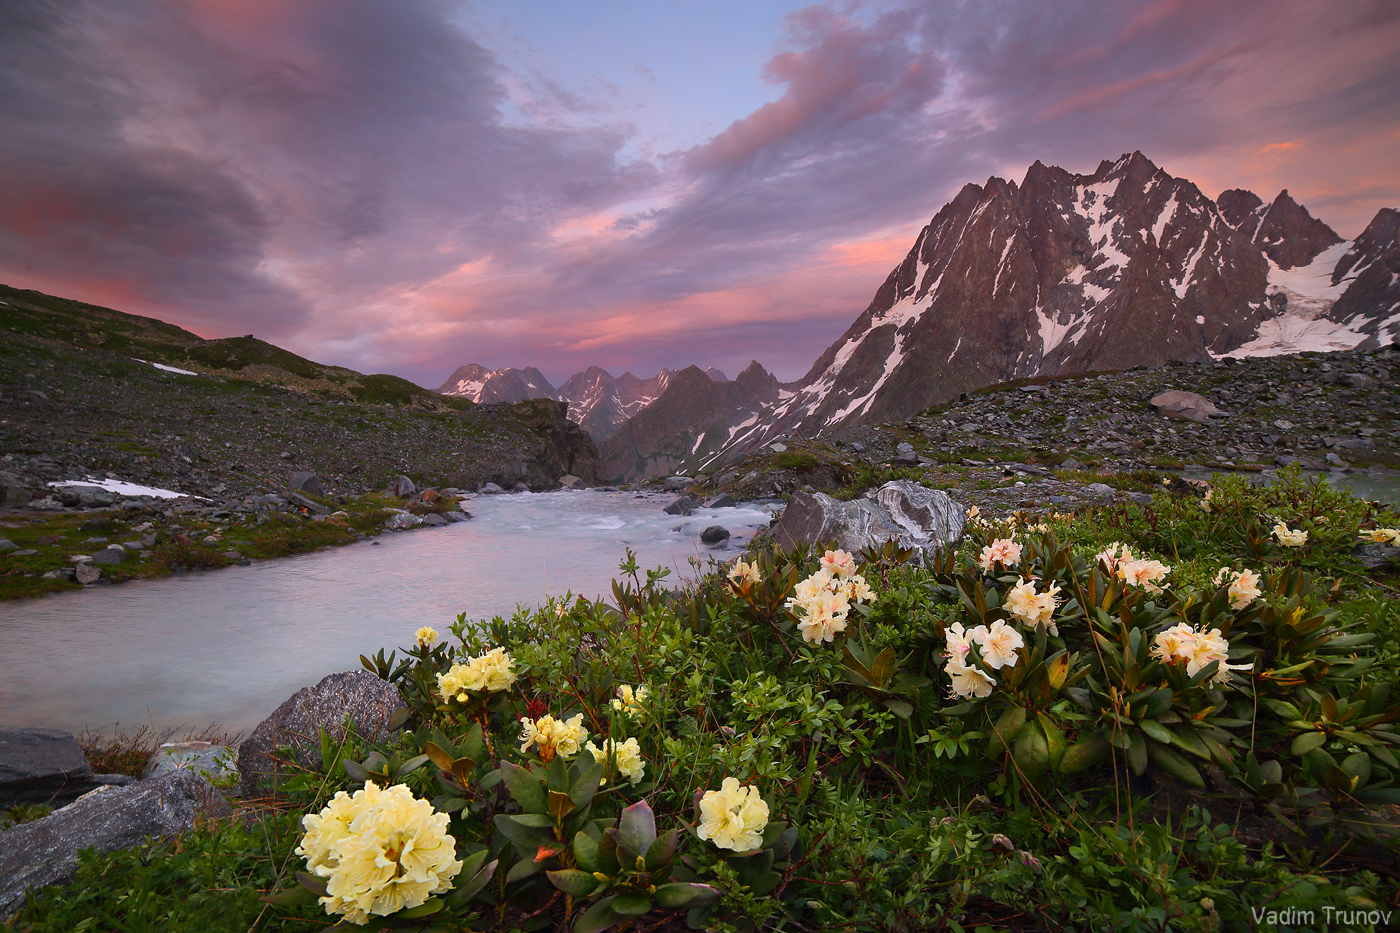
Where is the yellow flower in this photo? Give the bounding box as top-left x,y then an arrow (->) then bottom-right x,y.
586,737 -> 646,785
794,590 -> 849,644
697,778 -> 769,852
297,781 -> 462,926
436,646 -> 517,702
414,626 -> 438,648
1119,558 -> 1171,594
1271,522 -> 1308,548
519,713 -> 588,762
1199,489 -> 1213,513
967,619 -> 1023,670
611,685 -> 648,718
1359,528 -> 1400,544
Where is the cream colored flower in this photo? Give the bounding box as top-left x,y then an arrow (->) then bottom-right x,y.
519,713 -> 588,762
946,659 -> 995,698
796,590 -> 850,644
944,621 -> 972,665
414,626 -> 438,648
1199,488 -> 1213,513
586,738 -> 646,785
1272,522 -> 1308,548
978,538 -> 1022,572
967,505 -> 981,520
697,778 -> 769,852
1150,623 -> 1196,665
727,560 -> 762,586
789,568 -> 835,604
1119,558 -> 1171,594
1001,579 -> 1062,634
820,549 -> 858,579
1359,528 -> 1400,544
1225,568 -> 1262,610
436,646 -> 517,702
968,619 -> 1024,670
1095,542 -> 1133,573
611,684 -> 648,718
840,573 -> 876,604
298,781 -> 462,926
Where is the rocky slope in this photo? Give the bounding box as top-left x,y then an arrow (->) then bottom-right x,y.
707,152 -> 1399,464
0,285 -> 603,504
436,364 -> 557,404
600,361 -> 783,482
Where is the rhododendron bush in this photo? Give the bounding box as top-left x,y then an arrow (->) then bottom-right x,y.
239,468 -> 1400,932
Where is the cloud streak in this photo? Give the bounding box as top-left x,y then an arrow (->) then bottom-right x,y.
1,0 -> 1395,387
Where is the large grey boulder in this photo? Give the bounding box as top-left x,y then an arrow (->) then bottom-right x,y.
288,471 -> 324,497
664,496 -> 699,516
1150,390 -> 1225,423
664,476 -> 694,492
0,728 -> 99,808
0,770 -> 232,918
286,490 -> 330,515
0,471 -> 32,504
392,475 -> 417,498
773,480 -> 964,560
237,671 -> 406,798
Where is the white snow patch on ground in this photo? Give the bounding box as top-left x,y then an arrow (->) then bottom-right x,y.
1037,308 -> 1078,356
1152,193 -> 1178,243
1266,241 -> 1354,315
1224,315 -> 1368,357
135,359 -> 200,376
49,477 -> 204,499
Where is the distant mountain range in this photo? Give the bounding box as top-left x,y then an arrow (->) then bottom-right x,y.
439,364 -> 723,442
703,151 -> 1399,464
438,151 -> 1397,482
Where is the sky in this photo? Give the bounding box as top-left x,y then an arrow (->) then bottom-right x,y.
1,0 -> 1397,389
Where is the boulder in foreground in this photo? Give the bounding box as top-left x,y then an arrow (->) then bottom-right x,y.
0,770 -> 232,918
237,671 -> 405,798
772,480 -> 964,560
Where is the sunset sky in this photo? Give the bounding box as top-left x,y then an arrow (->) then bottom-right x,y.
2,0 -> 1396,387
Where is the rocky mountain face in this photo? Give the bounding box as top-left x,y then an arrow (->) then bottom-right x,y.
600,361 -> 784,481
0,285 -> 603,500
706,152 -> 1399,465
436,365 -> 557,404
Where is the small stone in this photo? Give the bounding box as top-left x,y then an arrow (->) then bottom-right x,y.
664,496 -> 699,515
663,475 -> 695,491
0,539 -> 16,551
478,482 -> 505,494
420,513 -> 448,527
288,471 -> 324,497
391,475 -> 417,498
704,494 -> 736,509
700,525 -> 731,545
75,564 -> 101,585
90,547 -> 125,565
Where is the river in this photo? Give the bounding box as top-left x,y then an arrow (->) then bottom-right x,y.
0,491 -> 776,735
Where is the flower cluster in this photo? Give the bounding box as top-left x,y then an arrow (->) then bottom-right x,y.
1096,543 -> 1171,593
1213,567 -> 1263,610
1358,527 -> 1400,544
727,559 -> 762,586
519,713 -> 588,762
436,646 -> 517,702
585,737 -> 646,785
611,684 -> 648,718
697,777 -> 769,852
1003,578 -> 1061,634
1272,521 -> 1308,548
978,538 -> 1022,572
298,781 -> 463,926
414,626 -> 437,648
942,620 -> 1024,698
1150,623 -> 1252,685
784,550 -> 874,644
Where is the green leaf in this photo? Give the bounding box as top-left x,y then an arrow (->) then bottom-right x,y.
573,831 -> 603,873
547,869 -> 600,897
616,800 -> 657,858
1139,719 -> 1174,745
644,828 -> 678,871
653,882 -> 720,909
986,706 -> 1027,758
341,759 -> 369,783
1037,713 -> 1066,770
512,813 -> 556,828
882,698 -> 914,719
494,814 -> 553,849
260,885 -> 320,907
500,762 -> 547,812
506,857 -> 543,883
386,706 -> 413,730
423,741 -> 456,772
610,891 -> 653,916
1126,732 -> 1148,776
1147,741 -> 1204,787
549,790 -> 577,821
395,754 -> 430,778
1012,722 -> 1049,780
1057,736 -> 1111,774
1291,732 -> 1327,756
570,756 -> 604,809
295,871 -> 329,896
574,897 -> 626,933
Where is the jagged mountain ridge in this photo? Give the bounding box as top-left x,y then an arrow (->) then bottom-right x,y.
600,360 -> 785,481
438,363 -> 733,443
705,151 -> 1399,464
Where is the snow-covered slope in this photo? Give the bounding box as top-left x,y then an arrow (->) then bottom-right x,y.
706,152 -> 1398,464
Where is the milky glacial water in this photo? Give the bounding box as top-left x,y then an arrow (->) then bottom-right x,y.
0,491 -> 776,736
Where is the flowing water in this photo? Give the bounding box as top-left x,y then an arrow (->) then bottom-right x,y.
0,491 -> 777,735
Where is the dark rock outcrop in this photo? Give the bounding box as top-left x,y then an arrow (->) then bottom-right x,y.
0,771 -> 232,918
237,671 -> 406,798
437,364 -> 558,404
0,728 -> 99,808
